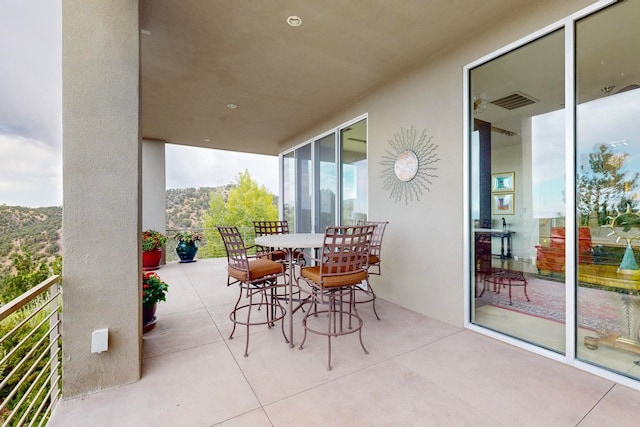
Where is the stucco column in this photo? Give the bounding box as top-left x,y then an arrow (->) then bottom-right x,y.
142,139 -> 167,263
62,0 -> 141,397
142,139 -> 166,232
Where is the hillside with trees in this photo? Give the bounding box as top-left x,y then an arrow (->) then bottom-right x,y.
0,205 -> 62,274
0,172 -> 278,297
166,186 -> 230,229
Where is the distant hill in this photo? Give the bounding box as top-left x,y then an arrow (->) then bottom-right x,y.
0,184 -> 279,272
0,205 -> 62,273
166,186 -> 230,229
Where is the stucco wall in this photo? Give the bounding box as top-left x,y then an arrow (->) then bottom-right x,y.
280,0 -> 596,327
142,139 -> 167,233
62,0 -> 141,397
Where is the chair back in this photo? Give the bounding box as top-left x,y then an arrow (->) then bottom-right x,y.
318,225 -> 376,280
253,220 -> 290,260
253,220 -> 290,236
356,220 -> 388,274
216,226 -> 250,275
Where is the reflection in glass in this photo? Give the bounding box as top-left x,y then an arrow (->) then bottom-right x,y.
341,119 -> 368,225
283,152 -> 295,230
316,133 -> 336,231
470,30 -> 566,352
575,0 -> 640,378
297,144 -> 312,233
282,118 -> 368,232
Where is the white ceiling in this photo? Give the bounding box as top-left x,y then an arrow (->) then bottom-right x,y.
139,0 -> 535,156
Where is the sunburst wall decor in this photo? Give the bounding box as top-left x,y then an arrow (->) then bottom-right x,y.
380,126 -> 440,204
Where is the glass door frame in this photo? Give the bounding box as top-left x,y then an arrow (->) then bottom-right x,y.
462,0 -> 639,389
279,113 -> 368,232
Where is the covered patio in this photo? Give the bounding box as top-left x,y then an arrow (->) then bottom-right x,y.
49,258 -> 640,426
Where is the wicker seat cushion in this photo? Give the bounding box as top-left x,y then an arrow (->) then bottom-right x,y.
228,258 -> 283,281
301,266 -> 367,288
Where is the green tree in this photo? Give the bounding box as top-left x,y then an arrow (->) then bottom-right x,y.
578,144 -> 640,226
202,170 -> 278,257
225,170 -> 278,226
0,252 -> 61,304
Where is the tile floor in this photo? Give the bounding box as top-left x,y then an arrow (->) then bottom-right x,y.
49,258 -> 640,426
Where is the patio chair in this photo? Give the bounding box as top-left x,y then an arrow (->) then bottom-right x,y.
253,219 -> 307,267
356,220 -> 389,319
296,224 -> 376,370
482,267 -> 529,305
217,225 -> 288,357
253,220 -> 290,262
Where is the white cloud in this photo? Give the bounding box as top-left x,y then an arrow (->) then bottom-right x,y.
165,144 -> 279,194
0,1 -> 62,207
0,1 -> 61,145
0,3 -> 280,207
0,134 -> 62,207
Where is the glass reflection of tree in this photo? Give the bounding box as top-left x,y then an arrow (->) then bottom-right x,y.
577,144 -> 639,226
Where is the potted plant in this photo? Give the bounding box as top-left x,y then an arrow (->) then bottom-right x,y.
142,229 -> 167,271
142,271 -> 169,332
174,231 -> 203,263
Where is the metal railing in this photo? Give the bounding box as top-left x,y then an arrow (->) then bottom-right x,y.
165,227 -> 257,262
0,275 -> 61,427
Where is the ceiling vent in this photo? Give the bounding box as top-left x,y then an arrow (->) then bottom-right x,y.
490,91 -> 537,110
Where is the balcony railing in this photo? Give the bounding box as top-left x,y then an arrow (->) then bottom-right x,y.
0,275 -> 61,427
165,227 -> 257,262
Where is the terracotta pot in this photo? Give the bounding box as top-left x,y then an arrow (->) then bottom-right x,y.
142,248 -> 162,271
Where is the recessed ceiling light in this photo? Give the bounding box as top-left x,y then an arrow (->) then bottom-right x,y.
227,103 -> 237,109
140,29 -> 151,35
203,138 -> 211,142
287,16 -> 302,27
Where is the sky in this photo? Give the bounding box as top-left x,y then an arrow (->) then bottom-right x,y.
0,2 -> 278,208
165,144 -> 278,194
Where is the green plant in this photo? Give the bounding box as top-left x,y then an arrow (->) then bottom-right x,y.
173,231 -> 203,244
142,229 -> 167,251
142,272 -> 169,308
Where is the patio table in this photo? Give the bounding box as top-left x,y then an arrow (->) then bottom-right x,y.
255,233 -> 324,347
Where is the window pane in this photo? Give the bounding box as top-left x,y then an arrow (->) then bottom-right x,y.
470,30 -> 566,352
575,0 -> 640,376
283,152 -> 295,230
341,119 -> 367,225
316,133 -> 336,231
297,144 -> 312,233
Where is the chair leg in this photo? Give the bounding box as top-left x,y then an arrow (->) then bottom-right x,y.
300,285 -> 367,370
229,286 -> 243,340
354,280 -> 380,320
243,289 -> 255,357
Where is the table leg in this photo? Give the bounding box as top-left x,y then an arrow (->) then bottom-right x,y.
288,249 -> 295,348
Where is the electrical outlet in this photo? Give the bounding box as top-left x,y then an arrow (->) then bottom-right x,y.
91,328 -> 109,353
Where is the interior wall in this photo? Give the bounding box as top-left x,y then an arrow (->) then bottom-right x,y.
62,0 -> 141,397
280,0 -> 595,327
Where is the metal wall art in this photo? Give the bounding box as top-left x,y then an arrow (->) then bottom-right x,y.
380,126 -> 440,204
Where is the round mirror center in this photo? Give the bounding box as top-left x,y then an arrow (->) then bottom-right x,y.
394,150 -> 419,182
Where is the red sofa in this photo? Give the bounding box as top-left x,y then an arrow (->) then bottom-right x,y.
535,227 -> 593,274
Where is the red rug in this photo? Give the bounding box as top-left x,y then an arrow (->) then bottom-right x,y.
478,274 -> 622,332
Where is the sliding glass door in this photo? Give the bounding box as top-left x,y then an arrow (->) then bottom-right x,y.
575,0 -> 640,377
469,29 -> 567,352
282,116 -> 367,232
469,0 -> 640,381
341,119 -> 368,225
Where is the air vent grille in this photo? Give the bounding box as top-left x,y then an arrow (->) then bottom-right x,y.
490,92 -> 537,110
